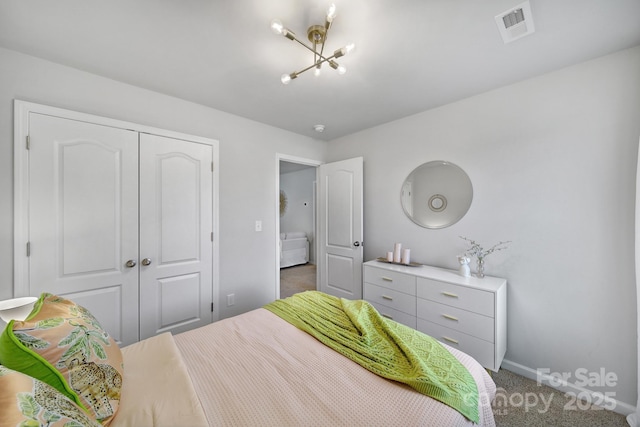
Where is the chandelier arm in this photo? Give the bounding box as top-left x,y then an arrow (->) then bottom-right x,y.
291,36 -> 333,63
319,26 -> 329,61
290,53 -> 339,77
318,41 -> 326,64
313,41 -> 319,66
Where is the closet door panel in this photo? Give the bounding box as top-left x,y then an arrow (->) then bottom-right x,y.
28,113 -> 140,345
139,133 -> 213,339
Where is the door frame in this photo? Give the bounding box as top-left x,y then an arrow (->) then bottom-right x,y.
275,153 -> 322,300
13,100 -> 220,322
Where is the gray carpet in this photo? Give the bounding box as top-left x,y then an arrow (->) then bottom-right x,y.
492,369 -> 628,426
280,263 -> 316,298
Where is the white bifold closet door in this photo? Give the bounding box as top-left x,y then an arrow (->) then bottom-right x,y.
138,133 -> 213,341
28,113 -> 213,345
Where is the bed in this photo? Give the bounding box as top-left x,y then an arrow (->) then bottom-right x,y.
0,292 -> 497,427
280,231 -> 310,268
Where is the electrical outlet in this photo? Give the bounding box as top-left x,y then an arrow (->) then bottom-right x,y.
227,294 -> 235,306
255,220 -> 262,232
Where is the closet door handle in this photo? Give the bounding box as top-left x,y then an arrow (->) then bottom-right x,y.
141,258 -> 152,266
125,260 -> 136,268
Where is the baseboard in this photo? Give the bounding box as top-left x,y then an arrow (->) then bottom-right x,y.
501,359 -> 636,418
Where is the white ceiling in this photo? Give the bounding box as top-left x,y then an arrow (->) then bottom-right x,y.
1,0 -> 639,141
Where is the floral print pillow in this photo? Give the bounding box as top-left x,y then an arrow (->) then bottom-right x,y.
0,293 -> 123,426
0,365 -> 100,427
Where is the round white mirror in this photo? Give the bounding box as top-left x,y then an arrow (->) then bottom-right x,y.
401,161 -> 473,229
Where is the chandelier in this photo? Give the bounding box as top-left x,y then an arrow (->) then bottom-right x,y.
270,3 -> 355,84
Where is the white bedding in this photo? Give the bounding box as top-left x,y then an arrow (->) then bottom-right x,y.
112,333 -> 208,427
172,308 -> 497,426
280,232 -> 309,268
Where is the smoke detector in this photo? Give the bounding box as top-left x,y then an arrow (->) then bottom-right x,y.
495,1 -> 535,44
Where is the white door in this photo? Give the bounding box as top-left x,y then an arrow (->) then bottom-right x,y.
28,113 -> 140,345
318,157 -> 363,300
138,134 -> 213,339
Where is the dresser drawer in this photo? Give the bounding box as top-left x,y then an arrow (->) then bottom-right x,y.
364,283 -> 416,316
417,319 -> 495,371
363,266 -> 416,295
368,301 -> 417,329
417,278 -> 494,317
417,298 -> 494,342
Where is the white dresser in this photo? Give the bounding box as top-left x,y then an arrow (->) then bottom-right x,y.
363,260 -> 507,372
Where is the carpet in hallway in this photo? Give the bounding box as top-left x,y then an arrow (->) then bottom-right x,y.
280,263 -> 316,298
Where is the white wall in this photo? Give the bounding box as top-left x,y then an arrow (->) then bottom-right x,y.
326,46 -> 640,408
280,167 -> 316,263
0,47 -> 327,319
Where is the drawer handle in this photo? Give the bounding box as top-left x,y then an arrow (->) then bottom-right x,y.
382,295 -> 393,301
382,276 -> 393,282
442,336 -> 459,345
442,314 -> 459,322
381,313 -> 393,320
442,291 -> 459,298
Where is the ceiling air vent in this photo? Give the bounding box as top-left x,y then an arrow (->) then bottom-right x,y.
495,1 -> 535,44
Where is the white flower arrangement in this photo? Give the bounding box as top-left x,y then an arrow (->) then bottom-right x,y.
459,236 -> 511,262
459,236 -> 511,278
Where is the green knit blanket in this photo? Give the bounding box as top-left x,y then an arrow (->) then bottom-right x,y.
264,291 -> 480,423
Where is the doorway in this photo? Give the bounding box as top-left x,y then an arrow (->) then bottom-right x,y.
275,155 -> 364,301
276,155 -> 321,299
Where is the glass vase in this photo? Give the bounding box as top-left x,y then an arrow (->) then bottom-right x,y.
476,258 -> 485,278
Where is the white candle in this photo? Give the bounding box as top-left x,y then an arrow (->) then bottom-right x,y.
401,248 -> 411,265
386,251 -> 393,262
393,243 -> 402,263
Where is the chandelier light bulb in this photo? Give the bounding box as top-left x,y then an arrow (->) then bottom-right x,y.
335,43 -> 355,58
314,66 -> 321,77
326,3 -> 337,22
281,73 -> 292,84
337,65 -> 347,75
270,19 -> 284,35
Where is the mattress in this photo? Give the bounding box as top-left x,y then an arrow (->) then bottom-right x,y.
173,308 -> 497,426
